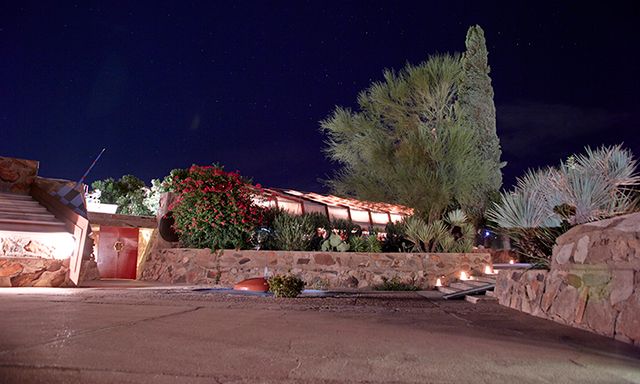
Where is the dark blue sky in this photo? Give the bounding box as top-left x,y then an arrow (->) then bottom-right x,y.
1,1 -> 638,192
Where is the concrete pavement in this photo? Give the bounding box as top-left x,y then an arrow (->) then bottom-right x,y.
0,287 -> 639,383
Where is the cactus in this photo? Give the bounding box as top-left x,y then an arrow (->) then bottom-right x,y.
321,233 -> 350,252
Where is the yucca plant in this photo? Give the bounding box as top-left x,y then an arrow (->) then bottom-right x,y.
487,144 -> 640,266
272,212 -> 315,251
403,209 -> 474,252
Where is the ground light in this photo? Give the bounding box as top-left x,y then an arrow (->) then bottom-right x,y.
52,232 -> 76,259
484,265 -> 497,274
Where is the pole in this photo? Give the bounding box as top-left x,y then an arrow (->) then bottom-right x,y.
75,148 -> 106,189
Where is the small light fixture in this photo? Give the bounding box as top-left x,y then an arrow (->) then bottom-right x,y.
459,271 -> 469,281
435,277 -> 442,287
509,259 -> 515,265
484,265 -> 495,275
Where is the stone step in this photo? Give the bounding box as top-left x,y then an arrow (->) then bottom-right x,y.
0,205 -> 49,214
485,290 -> 496,298
437,286 -> 458,294
0,199 -> 42,208
0,217 -> 66,229
465,294 -> 498,304
0,192 -> 34,201
0,212 -> 58,222
473,276 -> 497,284
450,282 -> 479,291
465,279 -> 492,287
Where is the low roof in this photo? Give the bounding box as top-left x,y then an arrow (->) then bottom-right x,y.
264,187 -> 413,216
88,212 -> 157,228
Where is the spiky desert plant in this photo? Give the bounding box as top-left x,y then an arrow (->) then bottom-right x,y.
273,212 -> 315,251
403,210 -> 474,253
487,144 -> 640,266
549,144 -> 640,224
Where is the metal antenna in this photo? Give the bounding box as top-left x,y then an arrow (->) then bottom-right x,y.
75,148 -> 106,189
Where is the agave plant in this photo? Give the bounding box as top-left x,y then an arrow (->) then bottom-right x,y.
403,209 -> 474,253
487,144 -> 640,266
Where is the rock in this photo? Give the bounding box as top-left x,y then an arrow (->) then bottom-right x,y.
574,235 -> 590,263
0,276 -> 11,287
566,274 -> 582,288
610,270 -> 634,307
341,275 -> 359,288
33,269 -> 67,287
313,253 -> 334,266
192,251 -> 217,268
79,260 -> 100,282
555,243 -> 574,265
550,284 -> 579,323
0,262 -> 23,277
574,287 -> 589,324
541,277 -> 563,312
583,296 -> 616,337
0,165 -> 19,182
582,271 -> 610,287
46,260 -> 63,272
11,271 -> 44,286
616,291 -> 640,342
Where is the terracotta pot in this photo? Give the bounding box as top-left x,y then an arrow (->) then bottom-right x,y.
234,277 -> 269,292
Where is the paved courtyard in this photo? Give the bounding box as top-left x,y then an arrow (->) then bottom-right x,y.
0,287 -> 639,383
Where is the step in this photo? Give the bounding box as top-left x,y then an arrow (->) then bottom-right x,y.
0,212 -> 58,222
473,276 -> 498,284
0,205 -> 49,214
450,282 -> 479,291
485,290 -> 496,298
442,282 -> 496,300
0,217 -> 65,227
0,193 -> 35,201
465,279 -> 493,287
465,294 -> 498,304
0,200 -> 43,208
0,219 -> 67,233
437,286 -> 458,294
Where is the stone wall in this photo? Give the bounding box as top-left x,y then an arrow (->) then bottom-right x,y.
1,236 -> 57,259
0,156 -> 39,194
0,257 -> 72,287
140,248 -> 491,289
496,212 -> 640,346
0,257 -> 99,287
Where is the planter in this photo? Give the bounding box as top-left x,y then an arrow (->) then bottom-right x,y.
140,249 -> 492,290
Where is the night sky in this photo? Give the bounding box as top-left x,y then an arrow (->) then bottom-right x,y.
1,1 -> 639,193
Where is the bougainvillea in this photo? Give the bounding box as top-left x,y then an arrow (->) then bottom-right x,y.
167,165 -> 265,250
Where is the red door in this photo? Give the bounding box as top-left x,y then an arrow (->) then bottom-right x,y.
97,226 -> 139,279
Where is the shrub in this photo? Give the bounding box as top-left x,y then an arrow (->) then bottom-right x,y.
349,234 -> 382,252
330,219 -> 362,241
403,209 -> 474,253
305,212 -> 331,251
382,221 -> 410,252
272,212 -> 315,251
268,274 -> 306,298
167,164 -> 264,250
321,233 -> 350,252
374,276 -> 420,291
90,175 -> 154,216
487,145 -> 640,266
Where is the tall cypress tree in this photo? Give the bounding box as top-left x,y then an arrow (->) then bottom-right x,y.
458,25 -> 503,217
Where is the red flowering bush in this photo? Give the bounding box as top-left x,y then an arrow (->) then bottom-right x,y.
167,165 -> 264,249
